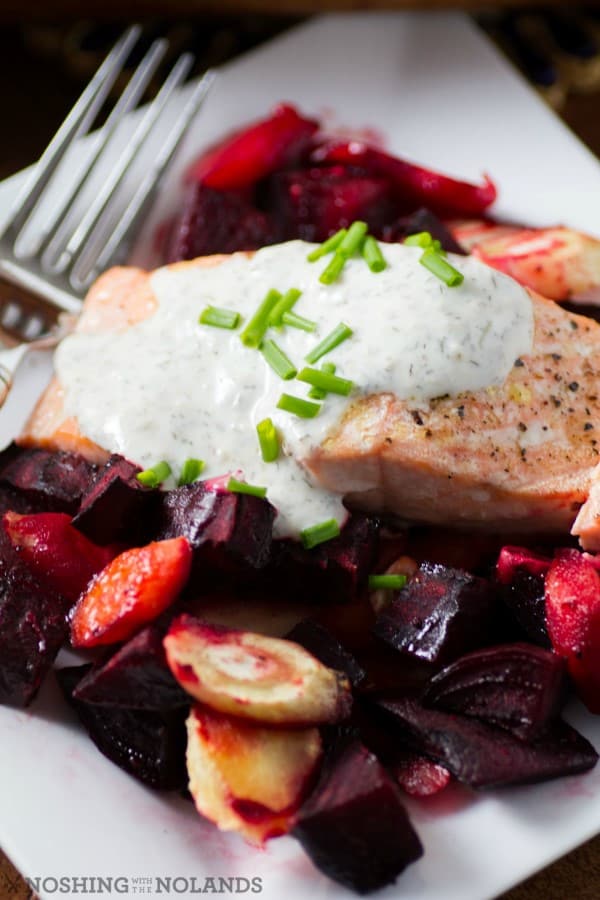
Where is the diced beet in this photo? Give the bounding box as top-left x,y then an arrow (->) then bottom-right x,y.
0,524 -> 71,707
496,545 -> 552,584
167,183 -> 278,261
155,482 -> 275,579
372,562 -> 499,665
293,739 -> 423,894
269,515 -> 379,605
187,103 -> 318,190
285,619 -> 366,688
268,165 -> 398,243
73,625 -> 189,711
57,665 -> 188,791
73,454 -> 159,546
423,643 -> 566,741
381,208 -> 467,254
376,697 -> 598,789
496,547 -> 551,647
391,753 -> 451,798
0,443 -> 96,514
3,511 -> 117,604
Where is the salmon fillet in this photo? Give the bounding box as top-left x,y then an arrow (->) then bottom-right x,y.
19,256 -> 600,538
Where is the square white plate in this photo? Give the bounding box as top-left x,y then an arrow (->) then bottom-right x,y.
1,12 -> 599,900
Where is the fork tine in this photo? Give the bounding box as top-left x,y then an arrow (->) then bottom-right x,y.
3,26 -> 141,241
48,52 -> 195,277
33,37 -> 169,264
71,70 -> 216,289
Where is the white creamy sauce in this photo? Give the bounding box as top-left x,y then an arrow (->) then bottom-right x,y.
55,240 -> 534,538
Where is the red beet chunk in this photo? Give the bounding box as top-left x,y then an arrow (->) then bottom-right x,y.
188,103 -> 318,190
155,482 -> 275,579
3,511 -> 116,604
496,545 -> 552,584
285,619 -> 366,688
372,562 -> 498,665
376,697 -> 598,789
57,665 -> 188,791
495,545 -> 552,648
545,549 -> 600,713
73,454 -> 158,546
167,183 -> 278,261
381,207 -> 467,254
0,443 -> 96,514
269,165 -> 398,243
293,739 -> 423,894
270,515 -> 379,604
73,625 -> 189,711
423,643 -> 566,741
391,753 -> 451,798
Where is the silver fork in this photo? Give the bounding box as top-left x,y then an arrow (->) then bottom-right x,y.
0,25 -> 214,403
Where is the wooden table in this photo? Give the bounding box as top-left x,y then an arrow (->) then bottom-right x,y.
0,15 -> 599,900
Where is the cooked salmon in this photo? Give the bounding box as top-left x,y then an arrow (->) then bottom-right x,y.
19,256 -> 600,540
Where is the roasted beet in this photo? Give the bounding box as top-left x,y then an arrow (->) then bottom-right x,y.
57,665 -> 188,791
496,546 -> 551,647
73,454 -> 158,546
285,619 -> 366,688
381,208 -> 467,254
155,482 -> 275,579
423,643 -> 566,741
0,443 -> 96,513
73,625 -> 189,710
269,165 -> 398,243
496,545 -> 552,584
391,753 -> 451,798
372,562 -> 498,665
270,515 -> 379,604
293,738 -> 423,894
0,523 -> 71,706
376,697 -> 598,789
167,183 -> 278,261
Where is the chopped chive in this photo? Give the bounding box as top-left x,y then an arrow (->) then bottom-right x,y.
362,236 -> 387,273
404,231 -> 435,248
199,305 -> 240,329
308,362 -> 336,400
281,310 -> 317,333
368,574 -> 408,590
305,322 -> 353,365
420,248 -> 464,287
268,288 -> 302,327
240,289 -> 281,348
301,518 -> 341,550
319,252 -> 347,285
297,367 -> 354,397
307,228 -> 348,262
256,417 -> 280,462
261,339 -> 297,380
178,458 -> 205,486
277,393 -> 321,419
136,461 -> 172,488
338,220 -> 368,257
227,477 -> 267,499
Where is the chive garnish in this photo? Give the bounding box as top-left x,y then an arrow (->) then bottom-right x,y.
268,288 -> 302,327
362,236 -> 387,273
404,231 -> 435,249
338,220 -> 368,258
305,322 -> 353,365
227,477 -> 267,499
256,417 -> 280,463
261,339 -> 297,380
297,367 -> 354,397
307,228 -> 348,262
136,461 -> 172,488
277,393 -> 321,419
178,458 -> 205,486
301,518 -> 341,550
199,305 -> 240,329
368,574 -> 408,590
240,289 -> 281,348
308,362 -> 336,400
420,248 -> 464,287
282,310 -> 317,333
319,252 -> 346,285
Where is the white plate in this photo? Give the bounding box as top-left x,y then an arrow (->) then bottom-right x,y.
1,12 -> 600,900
